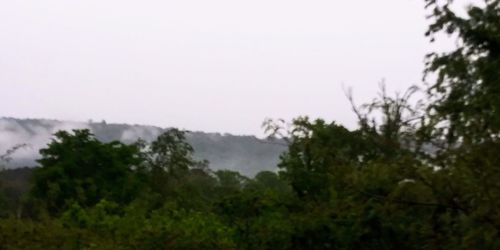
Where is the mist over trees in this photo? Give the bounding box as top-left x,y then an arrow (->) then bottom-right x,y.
1,0 -> 499,249
0,118 -> 285,176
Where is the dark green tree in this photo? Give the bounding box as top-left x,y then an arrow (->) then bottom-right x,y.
147,128 -> 198,176
141,128 -> 211,206
417,1 -> 500,246
30,129 -> 144,215
214,170 -> 249,197
424,0 -> 500,144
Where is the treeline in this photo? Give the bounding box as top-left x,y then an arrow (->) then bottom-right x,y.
1,1 -> 499,249
0,117 -> 285,176
0,129 -> 293,249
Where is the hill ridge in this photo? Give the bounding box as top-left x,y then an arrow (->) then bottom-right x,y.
0,117 -> 286,176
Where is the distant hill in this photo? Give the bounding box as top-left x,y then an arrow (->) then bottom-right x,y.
0,118 -> 287,176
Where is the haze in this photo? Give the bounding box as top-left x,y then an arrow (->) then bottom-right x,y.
0,0 -> 462,135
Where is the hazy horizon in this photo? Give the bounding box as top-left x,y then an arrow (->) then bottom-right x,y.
1,0 -> 466,136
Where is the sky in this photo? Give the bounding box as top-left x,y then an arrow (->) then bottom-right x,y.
0,0 -> 468,136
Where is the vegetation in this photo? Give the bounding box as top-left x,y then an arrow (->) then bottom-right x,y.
0,118 -> 285,176
0,1 -> 499,249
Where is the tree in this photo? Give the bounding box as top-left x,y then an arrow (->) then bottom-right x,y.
146,128 -> 199,176
0,144 -> 29,217
214,170 -> 249,196
250,171 -> 290,194
419,1 -> 500,244
31,129 -> 144,215
273,118 -> 359,200
424,0 -> 500,144
141,128 -> 210,203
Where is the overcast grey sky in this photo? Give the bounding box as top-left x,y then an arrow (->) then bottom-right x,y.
0,0 -> 466,135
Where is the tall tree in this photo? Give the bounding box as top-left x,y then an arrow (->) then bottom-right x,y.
424,0 -> 500,144
147,128 -> 199,176
421,1 -> 500,243
142,128 -> 209,201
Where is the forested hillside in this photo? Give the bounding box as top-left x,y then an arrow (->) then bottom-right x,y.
0,118 -> 286,176
0,1 -> 499,249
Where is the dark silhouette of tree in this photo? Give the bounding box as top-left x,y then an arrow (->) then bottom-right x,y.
30,130 -> 144,215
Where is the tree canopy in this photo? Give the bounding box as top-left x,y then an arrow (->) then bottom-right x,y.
1,1 -> 499,249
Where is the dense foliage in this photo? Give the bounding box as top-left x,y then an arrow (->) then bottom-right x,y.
1,1 -> 499,249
